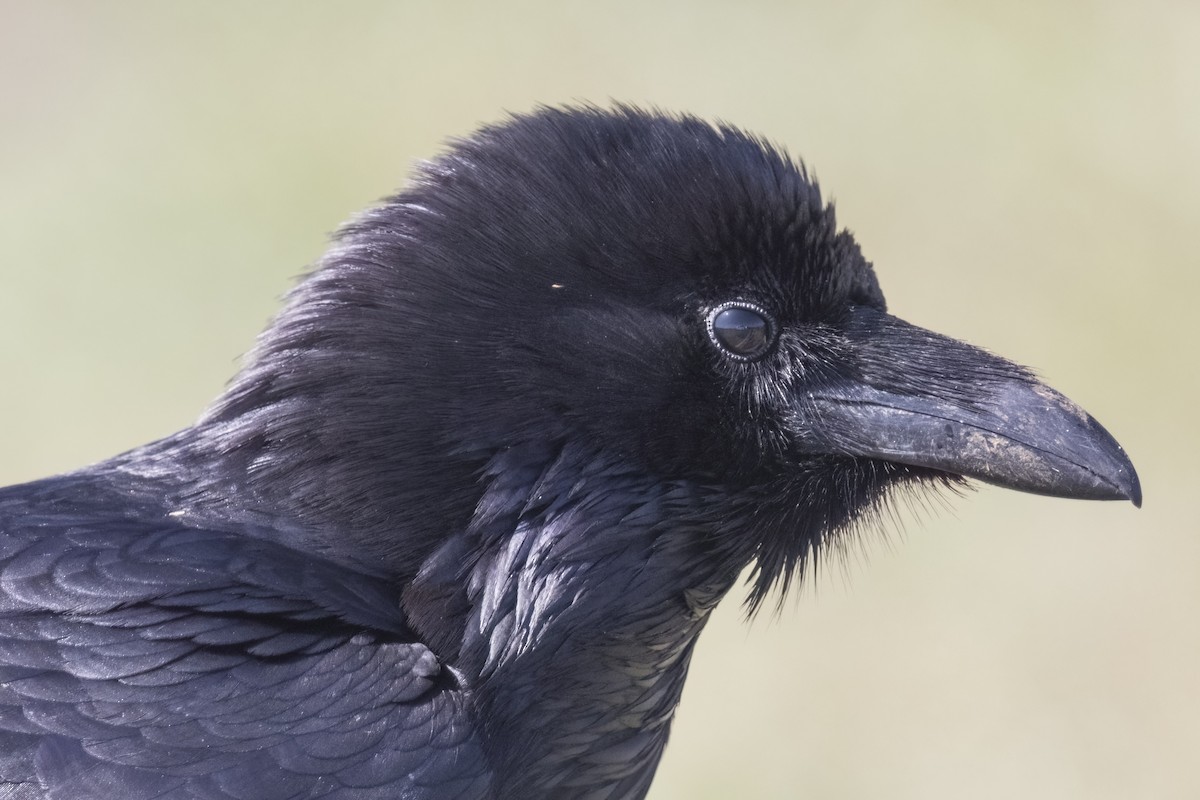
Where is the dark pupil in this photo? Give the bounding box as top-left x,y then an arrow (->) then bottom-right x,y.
712,307 -> 768,355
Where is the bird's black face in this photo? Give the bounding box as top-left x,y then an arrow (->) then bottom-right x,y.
479,169 -> 946,609
234,107 -> 1138,603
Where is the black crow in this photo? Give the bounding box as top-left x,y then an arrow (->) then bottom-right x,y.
0,106 -> 1139,799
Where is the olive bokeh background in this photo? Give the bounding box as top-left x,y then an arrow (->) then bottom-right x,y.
1,3 -> 1195,798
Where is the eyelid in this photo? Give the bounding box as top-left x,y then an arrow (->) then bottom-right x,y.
706,301 -> 776,362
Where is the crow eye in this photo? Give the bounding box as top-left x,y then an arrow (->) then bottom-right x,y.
706,302 -> 775,361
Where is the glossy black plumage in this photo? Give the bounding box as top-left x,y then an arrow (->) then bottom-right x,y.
0,107 -> 1138,798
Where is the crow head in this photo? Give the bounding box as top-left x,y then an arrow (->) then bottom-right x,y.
198,106 -> 1138,608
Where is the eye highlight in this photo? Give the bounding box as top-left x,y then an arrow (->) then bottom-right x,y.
706,302 -> 775,361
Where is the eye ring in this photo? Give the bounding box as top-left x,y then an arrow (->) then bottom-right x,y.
705,301 -> 776,362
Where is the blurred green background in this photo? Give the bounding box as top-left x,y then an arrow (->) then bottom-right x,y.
0,2 -> 1195,798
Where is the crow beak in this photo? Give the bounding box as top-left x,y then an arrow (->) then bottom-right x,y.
793,307 -> 1142,506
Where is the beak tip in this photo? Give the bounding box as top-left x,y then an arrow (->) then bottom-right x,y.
1094,446 -> 1140,507
1100,438 -> 1141,508
1121,468 -> 1143,509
